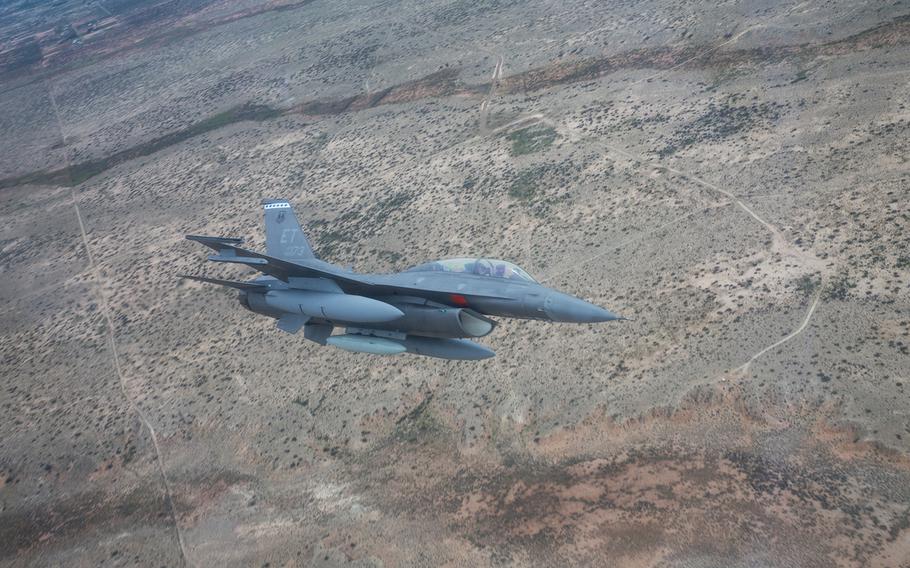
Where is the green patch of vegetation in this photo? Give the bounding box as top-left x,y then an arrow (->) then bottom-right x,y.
1,40 -> 43,73
823,270 -> 855,301
297,95 -> 357,116
506,162 -> 576,219
508,168 -> 541,201
0,103 -> 283,189
657,98 -> 784,158
790,68 -> 810,84
506,125 -> 557,156
192,103 -> 282,132
0,168 -> 71,189
309,131 -> 330,150
794,274 -> 821,296
121,441 -> 137,465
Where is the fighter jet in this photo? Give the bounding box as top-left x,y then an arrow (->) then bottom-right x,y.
182,199 -> 623,360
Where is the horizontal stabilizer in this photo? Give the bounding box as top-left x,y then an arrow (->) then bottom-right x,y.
186,235 -> 244,250
178,274 -> 268,290
185,234 -> 369,286
208,254 -> 268,265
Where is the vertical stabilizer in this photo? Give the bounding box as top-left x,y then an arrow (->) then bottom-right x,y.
262,199 -> 316,261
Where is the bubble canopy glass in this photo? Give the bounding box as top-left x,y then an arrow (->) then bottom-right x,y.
404,258 -> 537,283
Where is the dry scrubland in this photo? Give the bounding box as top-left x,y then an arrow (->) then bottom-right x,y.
1,0 -> 909,566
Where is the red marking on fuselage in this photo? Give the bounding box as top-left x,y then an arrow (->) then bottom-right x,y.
450,294 -> 469,307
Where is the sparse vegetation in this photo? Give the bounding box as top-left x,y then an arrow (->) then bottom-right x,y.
508,168 -> 541,201
795,274 -> 821,296
657,98 -> 784,157
375,249 -> 404,266
706,66 -> 747,91
506,125 -> 557,156
0,103 -> 283,188
2,1 -> 909,565
392,395 -> 443,443
823,270 -> 856,300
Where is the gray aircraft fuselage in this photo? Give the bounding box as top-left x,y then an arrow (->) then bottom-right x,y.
184,200 -> 623,360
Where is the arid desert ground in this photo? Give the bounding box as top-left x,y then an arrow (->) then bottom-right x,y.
1,0 -> 909,566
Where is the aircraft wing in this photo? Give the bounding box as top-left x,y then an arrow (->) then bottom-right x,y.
178,274 -> 270,290
186,235 -> 371,287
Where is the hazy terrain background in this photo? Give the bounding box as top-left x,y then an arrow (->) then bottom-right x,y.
1,0 -> 909,566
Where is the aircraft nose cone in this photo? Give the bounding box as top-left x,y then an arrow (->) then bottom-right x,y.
544,293 -> 621,323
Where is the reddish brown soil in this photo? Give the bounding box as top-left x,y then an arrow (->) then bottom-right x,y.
344,385 -> 910,567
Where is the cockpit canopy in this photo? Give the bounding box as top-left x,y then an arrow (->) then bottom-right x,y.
405,258 -> 537,283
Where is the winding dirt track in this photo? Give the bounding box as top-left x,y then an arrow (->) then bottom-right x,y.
736,293 -> 821,372
461,13 -> 828,379
517,3 -> 830,377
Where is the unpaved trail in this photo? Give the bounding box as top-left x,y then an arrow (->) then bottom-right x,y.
736,293 -> 821,373
489,112 -> 552,135
95,1 -> 113,17
526,1 -> 831,377
363,70 -> 380,95
0,235 -> 185,314
47,82 -> 192,568
601,144 -> 792,256
578,140 -> 825,374
478,50 -> 504,134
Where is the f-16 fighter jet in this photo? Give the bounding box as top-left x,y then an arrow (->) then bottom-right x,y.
183,199 -> 623,360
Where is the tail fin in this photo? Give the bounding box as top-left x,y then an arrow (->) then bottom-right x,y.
262,199 -> 316,261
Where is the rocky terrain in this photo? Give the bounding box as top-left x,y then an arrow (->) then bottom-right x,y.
1,0 -> 909,566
